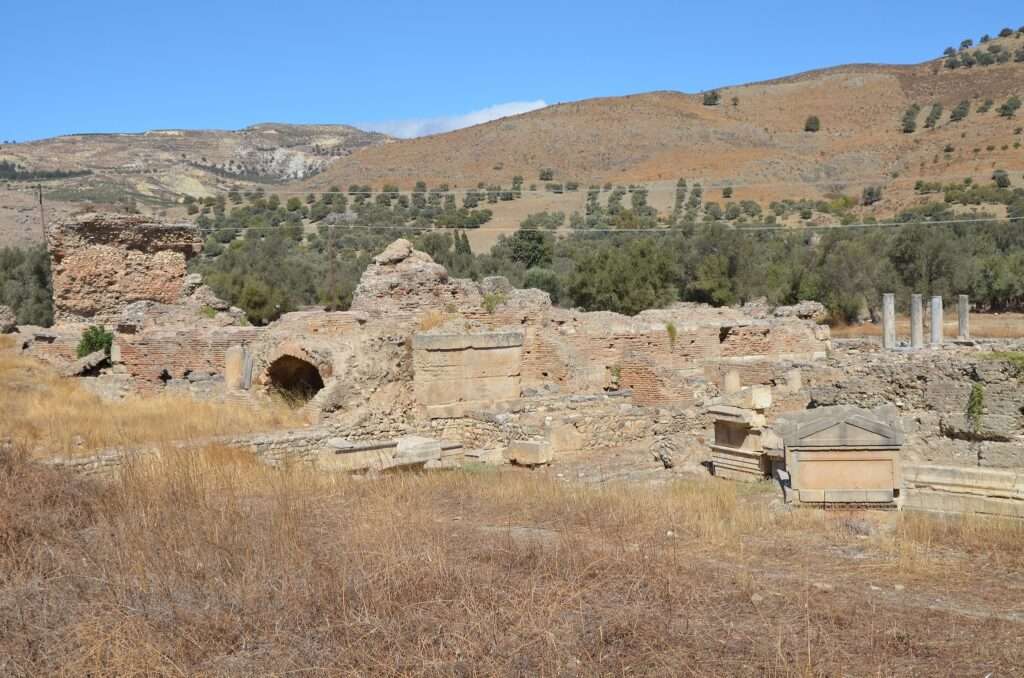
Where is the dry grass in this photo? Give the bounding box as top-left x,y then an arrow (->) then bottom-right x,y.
831,312 -> 1024,339
2,446 -> 1024,675
0,350 -> 303,457
3,346 -> 1024,675
417,309 -> 449,331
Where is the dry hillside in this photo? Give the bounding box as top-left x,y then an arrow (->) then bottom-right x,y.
0,124 -> 390,246
305,38 -> 1024,206
3,33 -> 1024,248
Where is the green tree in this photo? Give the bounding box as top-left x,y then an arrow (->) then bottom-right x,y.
804,115 -> 821,132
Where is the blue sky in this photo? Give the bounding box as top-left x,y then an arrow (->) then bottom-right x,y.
3,1 -> 1020,141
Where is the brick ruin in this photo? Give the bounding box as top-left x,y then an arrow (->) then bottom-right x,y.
17,216 -> 1024,518
46,214 -> 203,324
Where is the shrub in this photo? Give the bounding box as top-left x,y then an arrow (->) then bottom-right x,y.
482,292 -> 506,314
901,104 -> 921,133
924,104 -> 943,128
993,170 -> 1011,188
978,99 -> 994,113
966,383 -> 985,435
538,168 -> 554,181
861,186 -> 883,206
804,115 -> 820,132
666,322 -> 678,347
76,325 -> 113,358
999,27 -> 1014,38
703,90 -> 720,106
950,100 -> 970,122
998,96 -> 1021,118
722,186 -> 733,198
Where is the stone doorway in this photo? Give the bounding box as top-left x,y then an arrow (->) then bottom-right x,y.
266,355 -> 325,404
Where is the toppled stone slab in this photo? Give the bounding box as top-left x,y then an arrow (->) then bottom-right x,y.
394,435 -> 443,464
61,350 -> 108,377
0,305 -> 15,333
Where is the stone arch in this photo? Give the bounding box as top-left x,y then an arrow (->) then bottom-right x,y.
259,343 -> 334,406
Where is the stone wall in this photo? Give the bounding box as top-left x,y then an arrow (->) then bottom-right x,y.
47,214 -> 202,323
810,343 -> 1024,468
116,327 -> 263,392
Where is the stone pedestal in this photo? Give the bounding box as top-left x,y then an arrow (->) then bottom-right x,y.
929,296 -> 943,346
882,293 -> 896,349
909,294 -> 924,349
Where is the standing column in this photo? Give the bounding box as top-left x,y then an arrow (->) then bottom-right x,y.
930,296 -> 943,346
910,294 -> 924,349
882,293 -> 896,349
958,294 -> 970,340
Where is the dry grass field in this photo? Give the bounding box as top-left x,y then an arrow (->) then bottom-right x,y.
0,341 -> 303,457
831,312 -> 1024,340
2,343 -> 1024,675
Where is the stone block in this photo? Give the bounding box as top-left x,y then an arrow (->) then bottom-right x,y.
723,385 -> 772,410
60,350 -> 108,377
548,423 -> 584,453
225,345 -> 249,391
504,440 -> 552,466
394,436 -> 443,464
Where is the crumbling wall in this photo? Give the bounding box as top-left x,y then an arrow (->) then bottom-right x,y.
47,214 -> 203,323
116,326 -> 262,392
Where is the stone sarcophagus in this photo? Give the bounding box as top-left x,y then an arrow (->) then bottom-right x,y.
775,406 -> 903,505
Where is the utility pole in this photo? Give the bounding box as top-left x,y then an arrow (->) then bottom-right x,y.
36,183 -> 46,242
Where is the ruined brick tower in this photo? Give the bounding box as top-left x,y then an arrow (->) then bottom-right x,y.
46,214 -> 203,324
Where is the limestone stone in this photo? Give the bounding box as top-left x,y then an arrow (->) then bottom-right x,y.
394,436 -> 443,464
505,440 -> 553,466
723,370 -> 742,394
224,345 -> 249,391
0,305 -> 15,333
60,350 -> 109,377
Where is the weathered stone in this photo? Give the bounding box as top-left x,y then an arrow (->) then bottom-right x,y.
0,305 -> 15,333
505,440 -> 552,466
773,300 -> 828,323
60,350 -> 109,377
394,436 -> 443,464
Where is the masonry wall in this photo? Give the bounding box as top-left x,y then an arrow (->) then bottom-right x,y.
116,327 -> 263,391
47,215 -> 202,323
412,332 -> 524,406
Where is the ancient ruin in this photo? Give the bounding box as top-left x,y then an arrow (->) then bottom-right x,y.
13,213 -> 1024,519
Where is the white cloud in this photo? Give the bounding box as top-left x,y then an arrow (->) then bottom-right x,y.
363,100 -> 547,138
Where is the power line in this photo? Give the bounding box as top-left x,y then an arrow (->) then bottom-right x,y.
185,215 -> 1019,236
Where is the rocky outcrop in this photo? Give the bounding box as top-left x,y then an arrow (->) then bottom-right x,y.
350,238 -> 481,323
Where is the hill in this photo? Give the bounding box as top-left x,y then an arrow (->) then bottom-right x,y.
303,43 -> 1024,204
0,124 -> 390,246
3,30 -> 1024,250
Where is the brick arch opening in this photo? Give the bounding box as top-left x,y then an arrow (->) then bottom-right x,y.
266,355 -> 325,404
